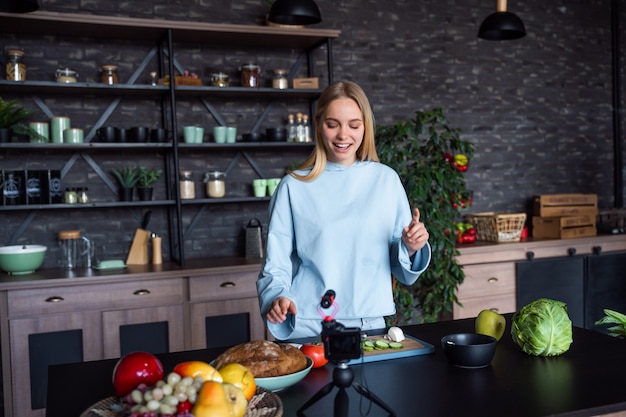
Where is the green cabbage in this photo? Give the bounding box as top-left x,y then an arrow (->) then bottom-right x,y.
511,298 -> 573,356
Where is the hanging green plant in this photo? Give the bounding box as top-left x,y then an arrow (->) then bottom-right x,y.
376,108 -> 475,324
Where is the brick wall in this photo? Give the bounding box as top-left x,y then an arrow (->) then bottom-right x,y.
1,0 -> 624,266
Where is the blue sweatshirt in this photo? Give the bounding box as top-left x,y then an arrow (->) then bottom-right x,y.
257,160 -> 431,339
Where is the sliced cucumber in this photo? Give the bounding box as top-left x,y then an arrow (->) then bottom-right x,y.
374,339 -> 390,349
389,341 -> 404,349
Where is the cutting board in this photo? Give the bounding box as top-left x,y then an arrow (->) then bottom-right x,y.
347,334 -> 434,365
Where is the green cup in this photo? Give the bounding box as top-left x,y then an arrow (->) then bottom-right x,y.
29,122 -> 49,143
226,127 -> 237,143
252,178 -> 267,197
63,128 -> 83,143
267,178 -> 281,196
50,117 -> 70,143
183,126 -> 196,144
213,126 -> 227,143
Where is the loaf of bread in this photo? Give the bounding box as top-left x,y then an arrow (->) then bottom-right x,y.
214,340 -> 309,378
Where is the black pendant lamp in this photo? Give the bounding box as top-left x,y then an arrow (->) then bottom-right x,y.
267,0 -> 322,26
478,0 -> 526,41
0,0 -> 39,13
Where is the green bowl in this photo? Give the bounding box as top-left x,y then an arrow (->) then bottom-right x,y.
254,357 -> 313,392
0,245 -> 47,275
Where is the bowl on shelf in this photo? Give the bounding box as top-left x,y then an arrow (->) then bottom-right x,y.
441,333 -> 497,369
254,357 -> 313,392
265,127 -> 287,142
242,132 -> 266,142
0,245 -> 47,275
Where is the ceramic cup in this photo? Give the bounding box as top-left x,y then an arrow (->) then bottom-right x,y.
50,117 -> 70,143
213,126 -> 227,144
115,127 -> 128,142
150,128 -> 167,143
183,126 -> 197,144
130,126 -> 149,142
267,178 -> 281,196
195,127 -> 204,143
29,122 -> 49,143
97,126 -> 116,142
252,178 -> 267,197
63,128 -> 84,143
226,127 -> 237,143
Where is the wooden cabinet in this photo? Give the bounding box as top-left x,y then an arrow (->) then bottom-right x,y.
188,270 -> 266,350
454,235 -> 626,320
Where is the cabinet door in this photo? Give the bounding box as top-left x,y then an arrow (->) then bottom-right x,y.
585,251 -> 626,331
9,312 -> 102,417
102,305 -> 185,359
516,257 -> 585,327
454,262 -> 516,319
189,298 -> 266,350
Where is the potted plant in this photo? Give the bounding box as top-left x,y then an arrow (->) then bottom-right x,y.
136,166 -> 163,201
111,166 -> 139,201
0,97 -> 34,143
376,108 -> 474,325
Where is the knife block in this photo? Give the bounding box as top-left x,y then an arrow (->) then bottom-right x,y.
126,228 -> 150,265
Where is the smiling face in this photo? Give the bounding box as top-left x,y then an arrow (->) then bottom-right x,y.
320,97 -> 365,166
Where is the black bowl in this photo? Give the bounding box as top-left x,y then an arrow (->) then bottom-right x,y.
441,333 -> 497,369
266,127 -> 287,142
242,132 -> 265,142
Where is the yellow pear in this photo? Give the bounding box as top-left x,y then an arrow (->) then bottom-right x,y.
475,309 -> 506,341
192,381 -> 248,417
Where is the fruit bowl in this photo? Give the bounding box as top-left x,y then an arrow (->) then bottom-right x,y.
254,357 -> 313,392
441,333 -> 497,369
0,245 -> 47,275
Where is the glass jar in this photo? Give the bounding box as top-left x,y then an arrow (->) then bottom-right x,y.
55,67 -> 79,83
101,65 -> 119,85
204,171 -> 226,198
179,170 -> 195,199
272,69 -> 288,89
240,64 -> 260,88
211,72 -> 229,87
77,187 -> 90,204
64,188 -> 77,204
6,49 -> 26,81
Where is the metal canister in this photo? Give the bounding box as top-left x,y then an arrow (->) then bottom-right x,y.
240,64 -> 260,88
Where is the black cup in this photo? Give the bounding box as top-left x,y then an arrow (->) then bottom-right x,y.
96,126 -> 116,142
115,127 -> 128,142
131,127 -> 149,142
150,128 -> 167,143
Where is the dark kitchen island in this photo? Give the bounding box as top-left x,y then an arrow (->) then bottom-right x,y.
47,315 -> 626,417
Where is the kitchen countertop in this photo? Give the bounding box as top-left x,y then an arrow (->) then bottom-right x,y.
46,315 -> 626,417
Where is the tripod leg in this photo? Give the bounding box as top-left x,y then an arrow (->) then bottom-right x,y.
334,388 -> 349,417
296,381 -> 336,417
353,383 -> 397,417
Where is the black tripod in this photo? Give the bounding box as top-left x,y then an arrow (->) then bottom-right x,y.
296,361 -> 396,417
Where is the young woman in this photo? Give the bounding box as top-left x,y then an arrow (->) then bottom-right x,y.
257,81 -> 431,340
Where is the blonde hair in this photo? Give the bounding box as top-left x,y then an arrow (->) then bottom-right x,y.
290,81 -> 379,181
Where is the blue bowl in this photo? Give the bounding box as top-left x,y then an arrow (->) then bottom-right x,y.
254,357 -> 313,392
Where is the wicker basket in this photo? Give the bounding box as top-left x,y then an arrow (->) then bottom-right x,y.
465,212 -> 527,243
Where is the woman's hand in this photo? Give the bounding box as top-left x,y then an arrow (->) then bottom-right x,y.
402,208 -> 429,256
266,296 -> 297,324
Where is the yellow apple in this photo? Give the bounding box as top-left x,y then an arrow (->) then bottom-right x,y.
192,380 -> 248,417
218,363 -> 256,401
475,309 -> 506,341
173,361 -> 222,383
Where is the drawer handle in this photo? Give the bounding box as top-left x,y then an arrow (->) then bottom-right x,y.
45,296 -> 64,303
489,308 -> 500,312
133,289 -> 151,296
220,281 -> 236,288
487,277 -> 498,284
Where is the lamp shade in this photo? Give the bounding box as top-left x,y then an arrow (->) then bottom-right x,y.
268,0 -> 322,26
0,0 -> 39,13
478,11 -> 526,40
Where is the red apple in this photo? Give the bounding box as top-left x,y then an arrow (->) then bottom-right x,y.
112,351 -> 164,397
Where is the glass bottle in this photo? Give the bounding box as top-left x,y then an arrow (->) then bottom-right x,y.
272,69 -> 288,89
6,49 -> 26,81
179,170 -> 195,199
286,114 -> 297,142
295,112 -> 305,143
204,171 -> 226,198
302,114 -> 311,142
101,65 -> 120,85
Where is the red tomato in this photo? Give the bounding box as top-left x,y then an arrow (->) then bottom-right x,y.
112,351 -> 164,397
300,343 -> 328,368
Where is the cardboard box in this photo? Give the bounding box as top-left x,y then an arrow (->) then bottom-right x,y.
533,194 -> 598,217
293,77 -> 319,89
532,215 -> 597,239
